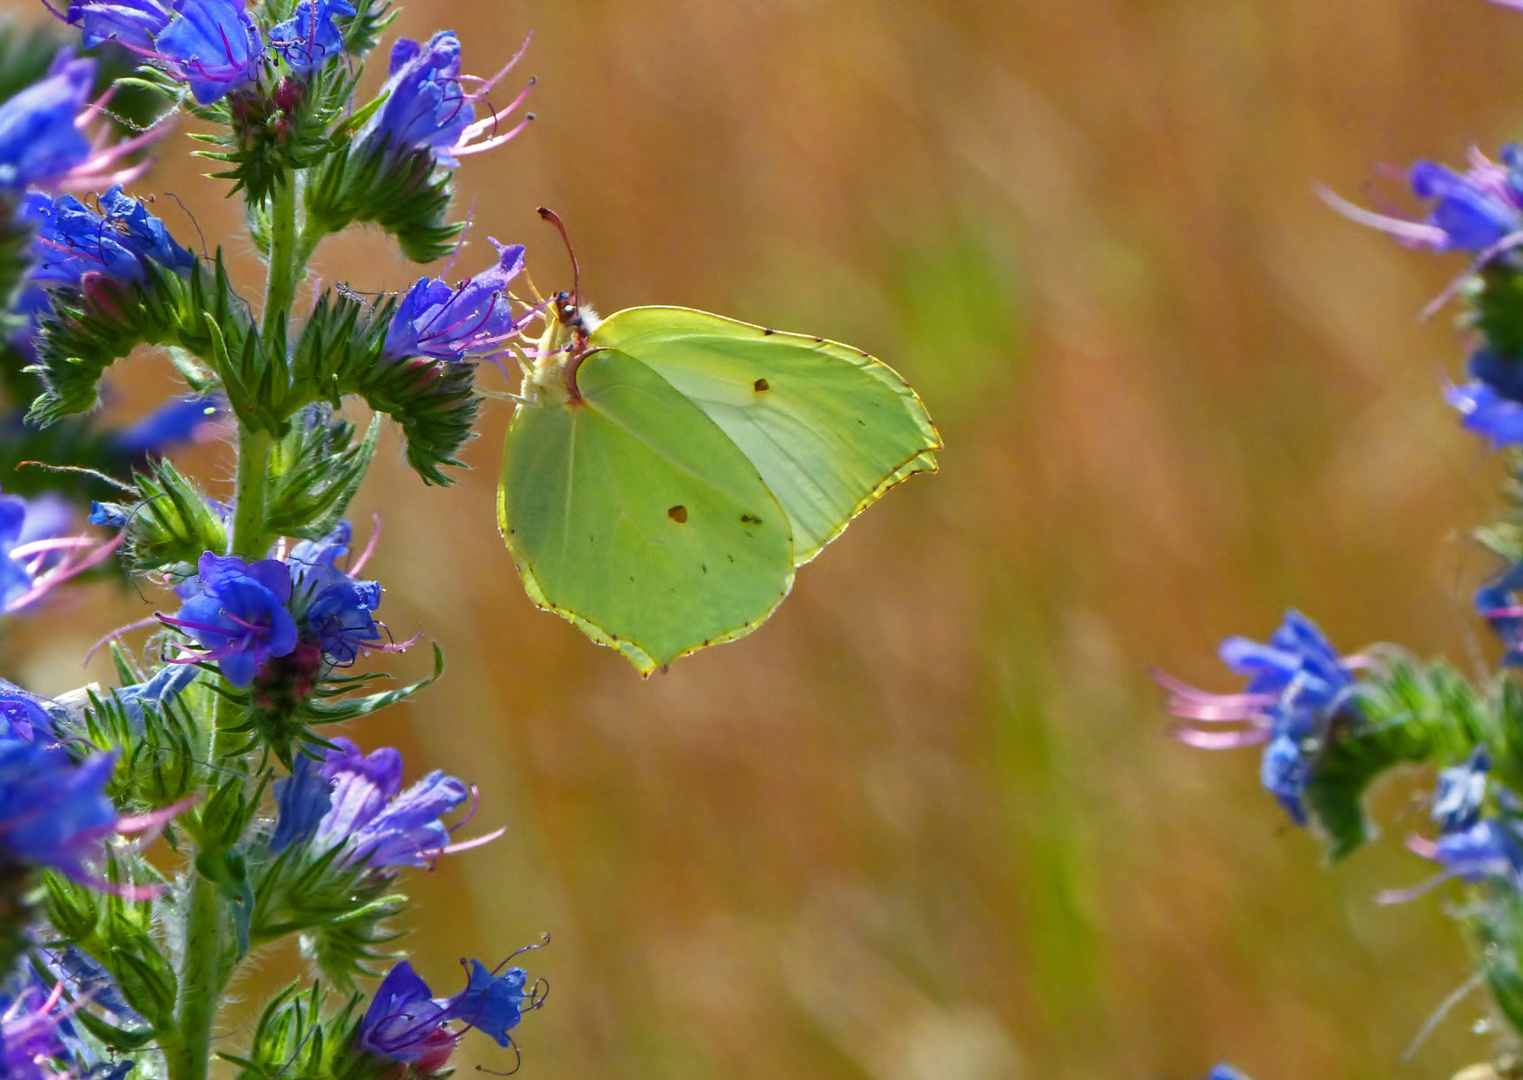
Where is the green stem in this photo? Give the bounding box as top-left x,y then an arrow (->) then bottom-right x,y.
166,179 -> 298,1080
263,177 -> 301,342
165,871 -> 224,1080
229,425 -> 273,561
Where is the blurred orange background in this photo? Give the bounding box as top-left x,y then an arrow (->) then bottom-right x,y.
17,0 -> 1523,1076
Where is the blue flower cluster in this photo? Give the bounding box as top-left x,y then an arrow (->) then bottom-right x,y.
163,522 -> 395,688
384,240 -> 531,363
0,962 -> 138,1079
270,737 -> 477,870
0,680 -> 133,890
1162,610 -> 1360,824
356,29 -> 534,169
357,958 -> 531,1072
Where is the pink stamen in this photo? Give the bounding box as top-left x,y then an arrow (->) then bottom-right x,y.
115,795 -> 196,834
454,116 -> 533,157
5,533 -> 124,614
1172,727 -> 1271,750
1315,184 -> 1450,248
465,30 -> 533,99
1376,873 -> 1454,905
364,630 -> 423,654
437,826 -> 507,856
351,515 -> 381,574
84,615 -> 163,665
10,536 -> 98,560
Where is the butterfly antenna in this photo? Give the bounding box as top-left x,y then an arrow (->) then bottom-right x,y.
535,207 -> 580,310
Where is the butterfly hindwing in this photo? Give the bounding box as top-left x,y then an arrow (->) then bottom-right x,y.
499,347 -> 794,673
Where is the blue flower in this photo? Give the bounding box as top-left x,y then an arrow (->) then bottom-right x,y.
1417,818 -> 1523,889
1322,147 -> 1523,255
1409,158 -> 1523,252
0,490 -> 118,615
287,523 -> 385,664
166,552 -> 299,687
65,0 -> 171,49
0,52 -> 94,193
1447,380 -> 1523,446
357,958 -> 530,1071
1478,562 -> 1523,664
0,738 -> 118,884
1161,610 -> 1359,825
356,30 -> 533,168
383,241 -> 529,362
0,977 -> 71,1080
41,946 -> 148,1039
152,0 -> 265,105
1469,346 -> 1523,403
22,185 -> 196,293
357,32 -> 471,164
1434,749 -> 1491,833
268,750 -> 331,854
268,0 -> 356,74
107,394 -> 225,455
111,663 -> 199,731
294,738 -> 474,869
0,679 -> 61,743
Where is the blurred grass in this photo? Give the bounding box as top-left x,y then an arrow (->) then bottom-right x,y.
17,0 -> 1523,1076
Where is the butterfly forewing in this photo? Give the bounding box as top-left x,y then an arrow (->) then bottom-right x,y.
499,348 -> 793,673
591,307 -> 942,565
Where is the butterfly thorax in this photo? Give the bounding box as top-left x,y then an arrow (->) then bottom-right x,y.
524,298 -> 602,406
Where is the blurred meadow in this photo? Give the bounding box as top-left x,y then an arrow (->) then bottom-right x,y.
19,0 -> 1523,1076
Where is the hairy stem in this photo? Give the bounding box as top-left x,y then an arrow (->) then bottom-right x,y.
263,177 -> 301,342
165,869 -> 224,1080
229,425 -> 273,562
166,177 -> 299,1080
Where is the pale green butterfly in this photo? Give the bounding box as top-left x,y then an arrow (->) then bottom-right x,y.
498,211 -> 941,674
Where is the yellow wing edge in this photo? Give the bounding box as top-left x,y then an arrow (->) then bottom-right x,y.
595,306 -> 944,567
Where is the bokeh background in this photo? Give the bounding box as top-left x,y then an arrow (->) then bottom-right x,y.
17,0 -> 1523,1076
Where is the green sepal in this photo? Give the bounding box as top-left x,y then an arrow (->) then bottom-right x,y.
62,995 -> 158,1052
354,351 -> 479,486
306,138 -> 462,263
194,66 -> 358,204
264,407 -> 380,541
27,251 -> 267,427
1475,266 -> 1523,360
76,681 -> 199,814
250,844 -> 405,987
337,0 -> 396,57
218,643 -> 444,768
42,871 -> 178,1030
189,771 -> 265,851
220,981 -> 384,1080
97,456 -> 229,575
197,849 -> 255,958
297,288 -> 480,484
1304,653 -> 1483,860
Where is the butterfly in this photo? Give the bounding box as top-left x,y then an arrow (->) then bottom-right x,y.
498,211 -> 941,674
